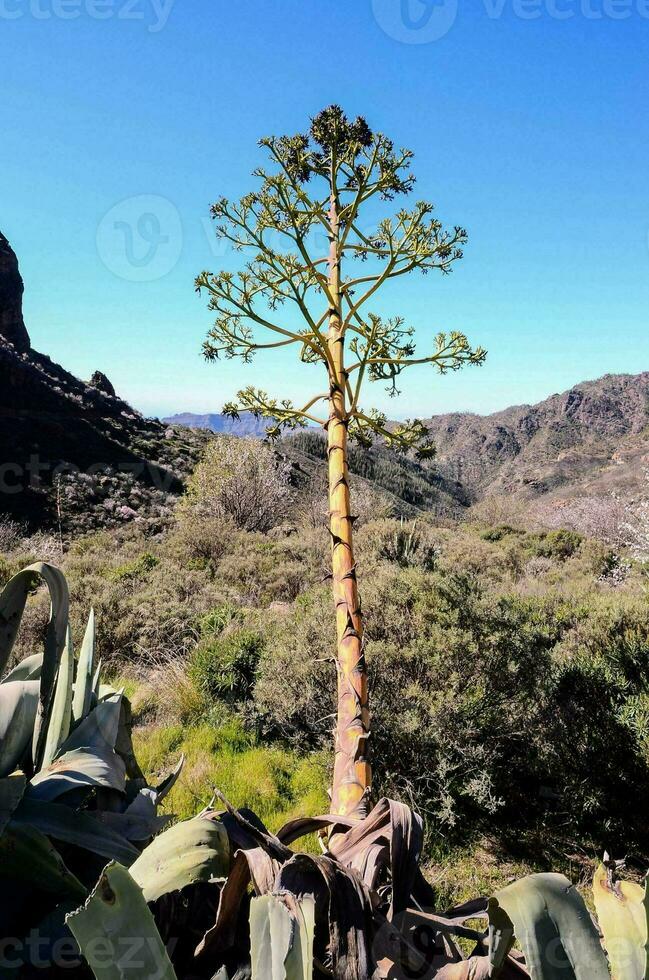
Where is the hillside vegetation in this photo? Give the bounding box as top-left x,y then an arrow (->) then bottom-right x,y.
172,370 -> 649,536
3,436 -> 649,906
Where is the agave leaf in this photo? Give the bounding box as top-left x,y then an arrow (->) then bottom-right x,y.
275,812 -> 349,847
129,814 -> 230,902
96,787 -> 172,842
96,809 -> 172,844
196,846 -> 280,959
280,798 -> 423,920
27,564 -> 70,770
249,893 -> 315,980
41,626 -> 75,770
13,797 -> 139,865
28,745 -> 126,801
286,894 -> 315,980
61,691 -> 123,754
114,694 -> 146,781
0,773 -> 26,836
488,873 -> 609,980
155,753 -> 184,803
0,562 -> 70,770
592,862 -> 649,980
72,607 -> 95,723
0,821 -> 86,900
91,659 -> 102,699
0,679 -> 40,777
276,852 -> 377,980
66,862 -> 177,979
2,652 -> 44,683
98,683 -> 119,699
0,564 -> 41,674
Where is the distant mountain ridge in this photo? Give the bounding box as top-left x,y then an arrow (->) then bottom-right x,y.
170,372 -> 649,515
162,413 -> 271,437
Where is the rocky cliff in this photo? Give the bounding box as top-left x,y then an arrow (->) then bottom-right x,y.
0,232 -> 209,532
0,232 -> 30,353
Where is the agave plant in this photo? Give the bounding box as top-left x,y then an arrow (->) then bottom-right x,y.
0,563 -> 190,974
3,563 -> 648,980
62,792 -> 649,980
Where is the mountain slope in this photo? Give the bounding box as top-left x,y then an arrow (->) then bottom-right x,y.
420,372 -> 649,503
173,373 -> 649,517
0,232 -> 210,531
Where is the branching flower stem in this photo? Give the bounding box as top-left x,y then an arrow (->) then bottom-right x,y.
198,106 -> 486,818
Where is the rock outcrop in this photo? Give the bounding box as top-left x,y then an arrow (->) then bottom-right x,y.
89,370 -> 116,398
0,232 -> 30,353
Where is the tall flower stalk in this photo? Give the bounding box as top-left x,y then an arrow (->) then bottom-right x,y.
197,105 -> 486,817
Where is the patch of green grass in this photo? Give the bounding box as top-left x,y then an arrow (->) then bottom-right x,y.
133,718 -> 329,842
106,674 -> 139,702
200,604 -> 242,637
424,840 -> 550,910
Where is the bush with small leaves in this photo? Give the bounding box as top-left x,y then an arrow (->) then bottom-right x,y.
167,512 -> 234,564
108,551 -> 160,582
480,523 -> 523,543
190,629 -> 264,705
0,515 -> 25,553
184,436 -> 292,533
528,528 -> 583,561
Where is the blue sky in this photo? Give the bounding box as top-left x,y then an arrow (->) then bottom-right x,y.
2,0 -> 648,420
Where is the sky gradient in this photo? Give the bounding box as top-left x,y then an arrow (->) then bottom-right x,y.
2,0 -> 648,421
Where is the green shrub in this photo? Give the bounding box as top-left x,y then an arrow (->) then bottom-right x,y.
185,437 -> 291,532
480,524 -> 522,542
108,551 -> 160,581
190,629 -> 264,704
362,518 -> 440,570
200,603 -> 242,637
167,512 -> 233,565
252,564 -> 649,852
527,528 -> 583,561
214,531 -> 321,605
